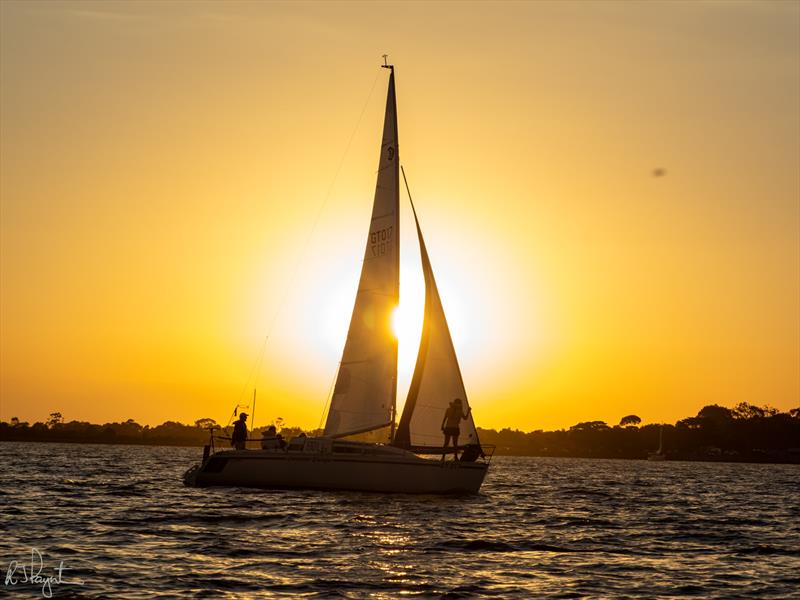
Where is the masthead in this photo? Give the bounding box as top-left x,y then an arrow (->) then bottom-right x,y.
381,54 -> 393,69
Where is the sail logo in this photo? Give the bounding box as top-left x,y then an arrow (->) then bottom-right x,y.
387,146 -> 394,161
370,226 -> 393,257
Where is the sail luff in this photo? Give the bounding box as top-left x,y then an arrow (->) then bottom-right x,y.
324,68 -> 400,439
393,202 -> 431,447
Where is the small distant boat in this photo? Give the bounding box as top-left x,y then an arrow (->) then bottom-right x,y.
183,61 -> 491,493
647,426 -> 666,461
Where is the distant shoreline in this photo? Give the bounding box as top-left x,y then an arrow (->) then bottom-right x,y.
2,402 -> 798,464
0,438 -> 201,449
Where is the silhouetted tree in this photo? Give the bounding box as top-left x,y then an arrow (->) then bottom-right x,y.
732,402 -> 764,420
570,421 -> 610,432
46,412 -> 63,428
194,418 -> 218,429
698,405 -> 733,422
112,419 -> 143,437
619,415 -> 641,427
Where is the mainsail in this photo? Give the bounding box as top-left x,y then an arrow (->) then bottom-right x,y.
393,196 -> 481,453
324,68 -> 400,438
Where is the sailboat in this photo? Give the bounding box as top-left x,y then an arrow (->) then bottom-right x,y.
647,426 -> 666,461
183,62 -> 490,493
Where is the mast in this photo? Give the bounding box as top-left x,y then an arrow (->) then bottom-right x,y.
383,57 -> 398,443
251,388 -> 256,433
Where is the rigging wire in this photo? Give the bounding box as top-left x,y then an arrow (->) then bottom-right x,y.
316,366 -> 341,433
312,71 -> 387,432
233,69 -> 383,426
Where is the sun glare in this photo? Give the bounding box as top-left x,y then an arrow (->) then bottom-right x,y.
390,305 -> 402,339
395,267 -> 426,391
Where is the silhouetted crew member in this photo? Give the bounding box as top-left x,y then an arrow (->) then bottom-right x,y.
231,413 -> 248,450
441,398 -> 471,460
260,425 -> 280,450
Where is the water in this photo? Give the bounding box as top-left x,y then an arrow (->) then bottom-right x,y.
1,443 -> 798,598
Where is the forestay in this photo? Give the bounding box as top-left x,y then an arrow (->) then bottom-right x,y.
393,201 -> 481,453
324,69 -> 400,438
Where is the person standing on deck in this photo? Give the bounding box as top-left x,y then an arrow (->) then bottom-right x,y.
231,413 -> 248,450
441,398 -> 471,460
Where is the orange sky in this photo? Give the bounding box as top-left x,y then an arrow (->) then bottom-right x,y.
1,1 -> 798,431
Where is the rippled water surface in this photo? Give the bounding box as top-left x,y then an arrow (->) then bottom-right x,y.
1,442 -> 798,598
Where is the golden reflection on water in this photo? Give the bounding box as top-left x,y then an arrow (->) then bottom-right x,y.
2,445 -> 798,598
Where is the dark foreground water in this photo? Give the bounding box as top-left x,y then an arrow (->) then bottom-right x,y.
1,443 -> 798,598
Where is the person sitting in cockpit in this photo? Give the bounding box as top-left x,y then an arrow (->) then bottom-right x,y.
260,425 -> 280,450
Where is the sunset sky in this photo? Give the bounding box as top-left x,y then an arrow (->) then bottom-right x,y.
1,0 -> 798,431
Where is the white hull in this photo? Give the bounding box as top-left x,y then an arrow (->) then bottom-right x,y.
185,442 -> 489,494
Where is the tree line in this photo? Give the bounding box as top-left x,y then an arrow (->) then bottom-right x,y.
0,414 -> 316,448
476,403 -> 799,463
1,402 -> 798,463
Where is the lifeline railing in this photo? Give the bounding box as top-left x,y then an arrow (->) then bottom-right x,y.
205,428 -> 496,464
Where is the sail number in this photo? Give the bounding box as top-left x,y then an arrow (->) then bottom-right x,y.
370,226 -> 393,257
